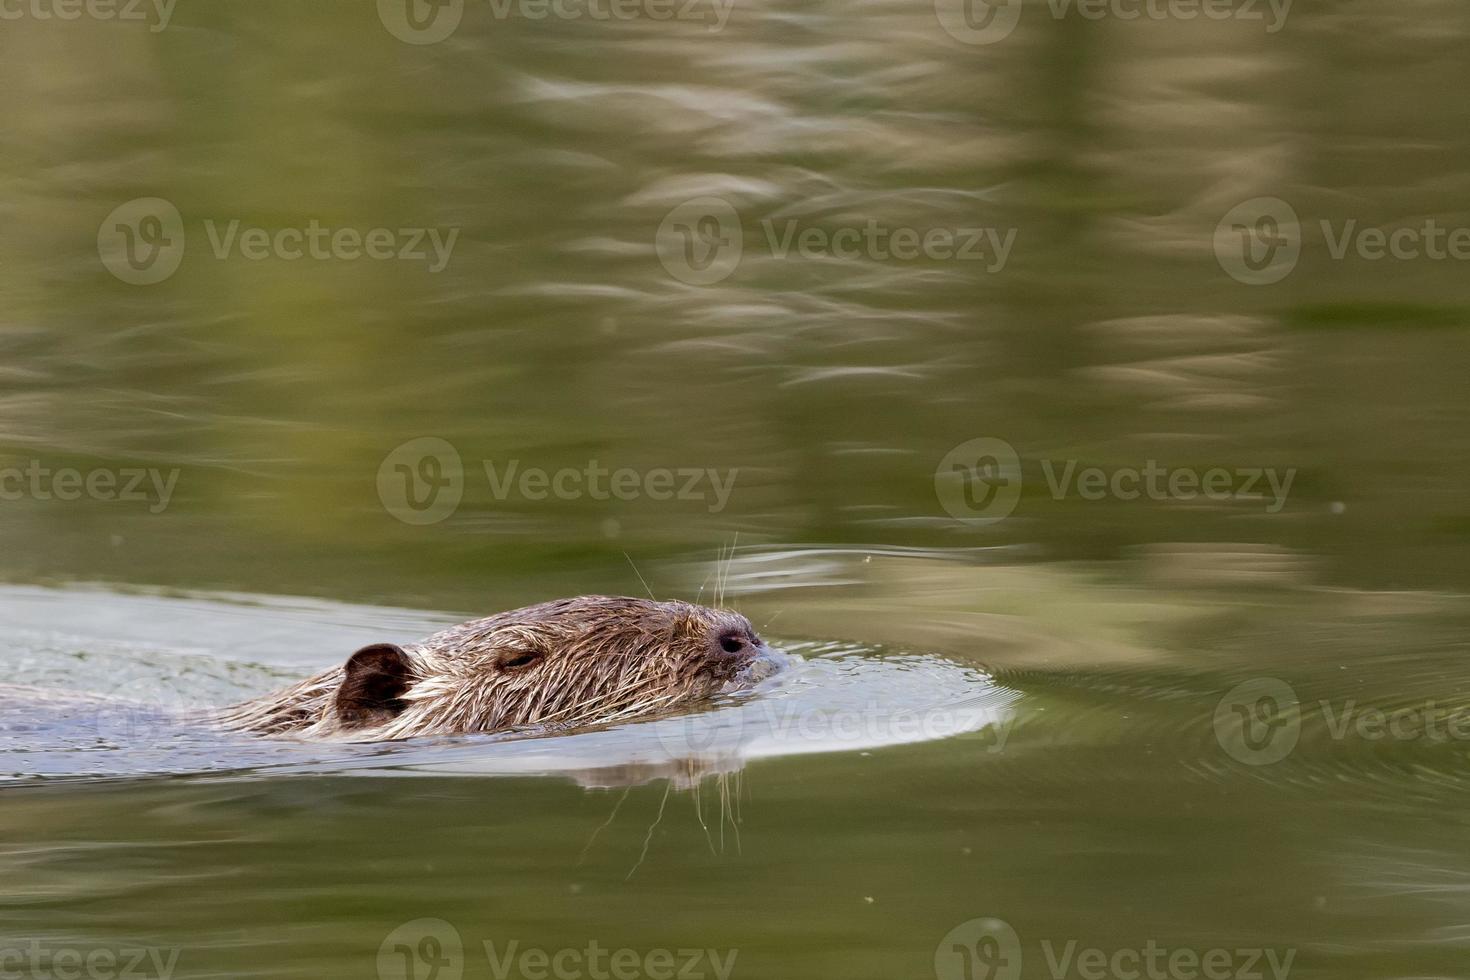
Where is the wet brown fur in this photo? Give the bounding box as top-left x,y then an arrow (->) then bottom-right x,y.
217,596 -> 768,741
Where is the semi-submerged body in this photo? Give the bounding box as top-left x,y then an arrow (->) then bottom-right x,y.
219,596 -> 782,741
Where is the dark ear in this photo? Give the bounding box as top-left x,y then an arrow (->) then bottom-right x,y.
335,644 -> 414,729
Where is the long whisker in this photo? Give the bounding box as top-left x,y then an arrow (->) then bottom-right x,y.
728,532 -> 740,613
718,772 -> 727,853
626,779 -> 673,880
692,768 -> 717,857
730,769 -> 743,856
624,551 -> 657,602
579,786 -> 632,864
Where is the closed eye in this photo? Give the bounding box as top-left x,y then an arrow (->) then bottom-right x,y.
497,650 -> 543,670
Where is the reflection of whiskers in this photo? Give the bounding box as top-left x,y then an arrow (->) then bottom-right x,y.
573,759 -> 750,878
693,768 -> 716,856
696,764 -> 743,857
626,780 -> 672,880
578,785 -> 633,865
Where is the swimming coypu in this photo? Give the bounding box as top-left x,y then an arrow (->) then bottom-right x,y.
219,596 -> 782,741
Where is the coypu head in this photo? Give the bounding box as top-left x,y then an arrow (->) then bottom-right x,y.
224,596 -> 782,741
